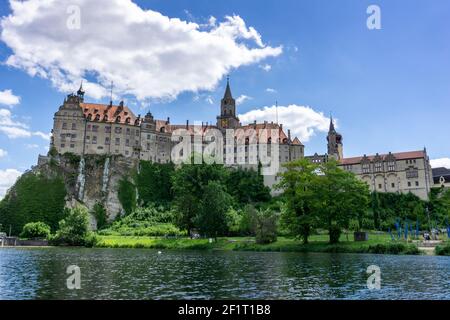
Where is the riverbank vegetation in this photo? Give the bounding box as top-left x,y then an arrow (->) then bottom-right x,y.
1,156 -> 449,255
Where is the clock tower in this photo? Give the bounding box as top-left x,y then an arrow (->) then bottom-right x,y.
217,77 -> 240,130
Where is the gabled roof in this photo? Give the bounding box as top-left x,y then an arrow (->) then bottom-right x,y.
292,137 -> 303,146
432,167 -> 450,178
340,150 -> 426,165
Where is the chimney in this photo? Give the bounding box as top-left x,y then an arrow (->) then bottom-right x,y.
186,120 -> 189,129
288,129 -> 291,141
166,117 -> 170,124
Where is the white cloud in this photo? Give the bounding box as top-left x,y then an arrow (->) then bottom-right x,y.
431,158 -> 450,169
266,88 -> 277,93
1,0 -> 282,101
0,108 -> 50,140
0,89 -> 20,106
236,95 -> 252,105
259,64 -> 271,72
0,149 -> 7,158
239,104 -> 330,142
0,168 -> 22,199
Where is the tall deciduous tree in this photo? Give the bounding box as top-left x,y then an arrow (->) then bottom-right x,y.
312,160 -> 370,244
277,159 -> 318,244
196,181 -> 232,240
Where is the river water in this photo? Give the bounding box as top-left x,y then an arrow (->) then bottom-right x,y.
1,248 -> 449,300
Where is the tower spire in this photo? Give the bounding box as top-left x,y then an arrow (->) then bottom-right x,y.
329,113 -> 335,132
224,75 -> 232,99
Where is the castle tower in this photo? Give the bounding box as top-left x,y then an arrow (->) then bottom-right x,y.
77,81 -> 85,102
217,77 -> 240,129
327,116 -> 343,160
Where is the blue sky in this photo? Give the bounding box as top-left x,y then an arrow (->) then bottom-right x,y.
0,0 -> 449,195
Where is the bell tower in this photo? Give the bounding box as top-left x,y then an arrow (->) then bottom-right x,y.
217,76 -> 240,129
327,116 -> 343,160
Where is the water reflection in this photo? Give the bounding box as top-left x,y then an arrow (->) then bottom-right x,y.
1,248 -> 450,300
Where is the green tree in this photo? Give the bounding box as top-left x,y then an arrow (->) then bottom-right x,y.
0,173 -> 66,235
277,159 -> 318,244
312,160 -> 370,244
136,161 -> 174,206
171,162 -> 227,235
226,167 -> 271,205
195,181 -> 232,240
20,222 -> 51,239
92,203 -> 108,230
53,206 -> 91,246
254,208 -> 278,244
118,178 -> 136,215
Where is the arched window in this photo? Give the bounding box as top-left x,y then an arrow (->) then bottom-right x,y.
95,114 -> 100,121
125,117 -> 131,124
116,116 -> 121,123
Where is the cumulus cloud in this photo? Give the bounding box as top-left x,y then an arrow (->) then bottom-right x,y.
0,168 -> 22,199
1,0 -> 282,101
266,88 -> 277,93
0,149 -> 7,158
0,108 -> 50,140
239,104 -> 330,142
431,158 -> 450,169
0,89 -> 20,106
236,95 -> 252,105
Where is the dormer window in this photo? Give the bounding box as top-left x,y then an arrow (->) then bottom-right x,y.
116,116 -> 121,123
103,115 -> 108,121
87,114 -> 92,120
125,117 -> 131,124
95,114 -> 100,121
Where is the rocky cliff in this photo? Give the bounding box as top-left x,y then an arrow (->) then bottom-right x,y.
34,153 -> 138,229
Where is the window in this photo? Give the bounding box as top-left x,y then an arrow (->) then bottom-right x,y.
61,143 -> 65,148
87,124 -> 91,131
92,136 -> 97,144
126,139 -> 130,147
126,128 -> 131,135
378,184 -> 382,189
60,134 -> 66,141
70,144 -> 74,148
388,161 -> 395,172
391,183 -> 395,188
71,123 -> 76,130
406,168 -> 419,179
408,182 -> 411,187
105,137 -> 110,145
415,181 -> 419,187
92,125 -> 99,132
115,127 -> 122,134
115,138 -> 120,146
62,122 -> 67,130
86,136 -> 90,142
147,134 -> 151,140
105,126 -> 111,133
375,162 -> 382,173
362,164 -> 370,174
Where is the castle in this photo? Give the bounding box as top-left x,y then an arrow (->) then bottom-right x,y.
305,118 -> 434,200
51,80 -> 304,190
51,80 -> 434,199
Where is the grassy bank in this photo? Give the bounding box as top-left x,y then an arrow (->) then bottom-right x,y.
95,233 -> 421,255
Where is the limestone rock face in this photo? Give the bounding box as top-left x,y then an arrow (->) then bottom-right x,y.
33,154 -> 138,229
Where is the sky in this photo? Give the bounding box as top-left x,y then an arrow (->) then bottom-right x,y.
0,0 -> 449,197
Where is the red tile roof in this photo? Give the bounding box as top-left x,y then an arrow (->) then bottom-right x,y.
340,150 -> 426,165
292,137 -> 302,146
80,103 -> 138,125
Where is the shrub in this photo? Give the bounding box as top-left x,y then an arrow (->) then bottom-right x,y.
20,222 -> 51,239
435,243 -> 450,256
254,209 -> 278,244
92,203 -> 108,230
52,206 -> 90,246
